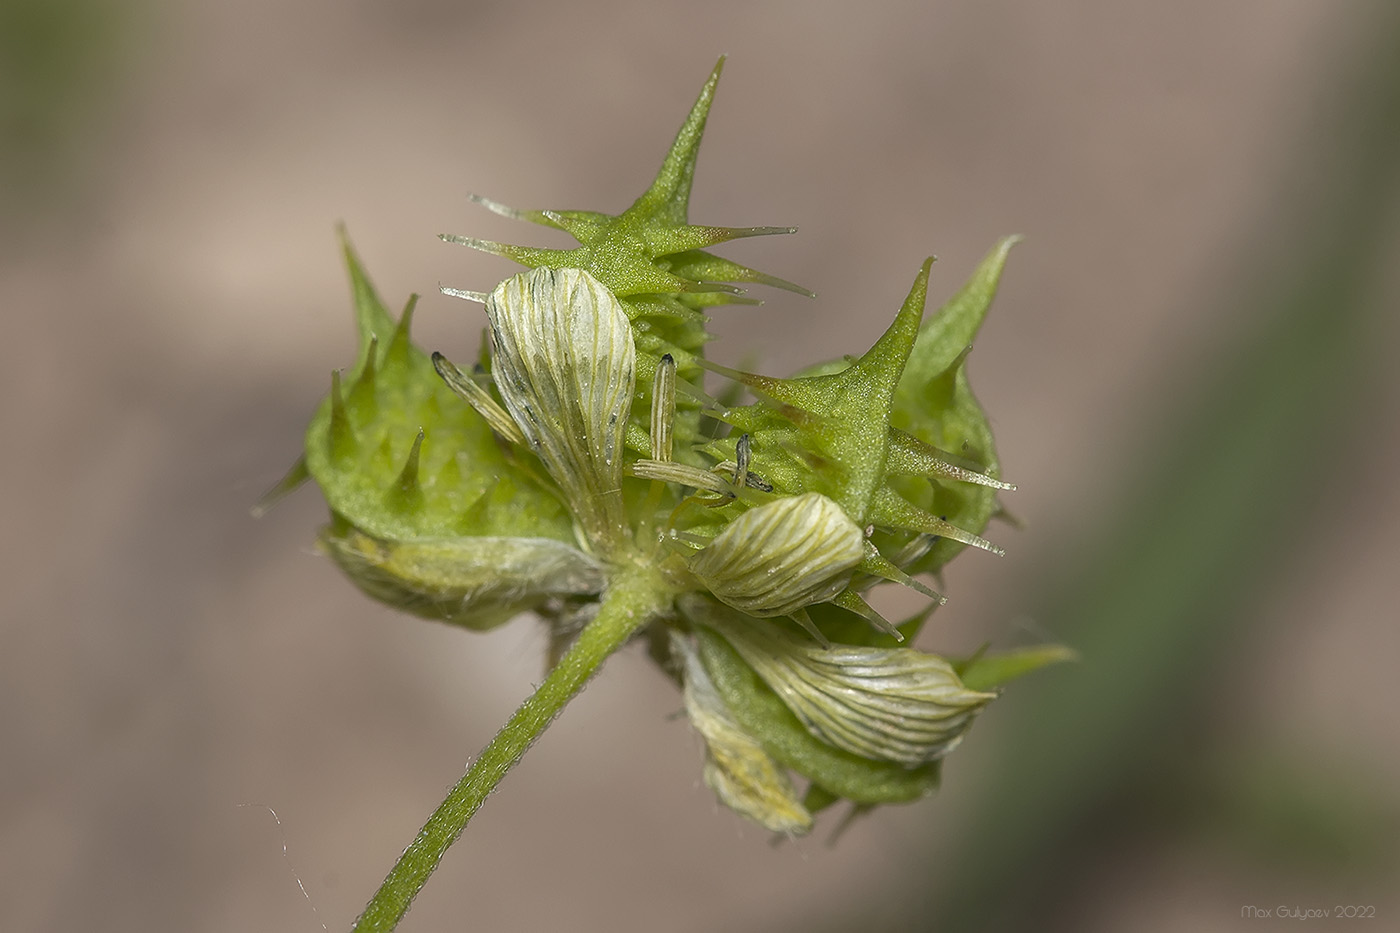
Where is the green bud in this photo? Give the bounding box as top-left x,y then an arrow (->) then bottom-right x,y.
321,525 -> 603,631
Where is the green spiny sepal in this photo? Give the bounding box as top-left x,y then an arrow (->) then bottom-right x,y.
883,236 -> 1022,575
440,58 -> 810,464
689,243 -> 1017,611
304,232 -> 573,542
297,233 -> 594,628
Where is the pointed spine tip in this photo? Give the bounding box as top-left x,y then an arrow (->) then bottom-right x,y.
335,221 -> 354,259
871,488 -> 1006,556
910,257 -> 935,304
693,356 -> 786,397
363,333 -> 379,375
392,429 -> 425,502
767,276 -> 816,299
251,456 -> 310,518
439,233 -> 524,261
789,609 -> 832,648
714,224 -> 798,242
886,431 -> 1015,491
916,256 -> 937,288
384,295 -> 418,366
946,343 -> 973,372
401,293 -> 420,325
680,280 -> 745,296
467,191 -> 514,214
539,209 -> 570,228
697,56 -> 725,103
466,192 -> 553,226
832,589 -> 903,642
861,541 -> 946,604
328,370 -> 357,459
439,233 -> 503,253
440,285 -> 488,304
348,335 -> 379,408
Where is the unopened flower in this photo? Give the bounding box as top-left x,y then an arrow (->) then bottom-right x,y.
321,526 -> 603,631
686,492 -> 865,619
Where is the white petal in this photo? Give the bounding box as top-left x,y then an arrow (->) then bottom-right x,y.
486,267 -> 636,547
688,493 -> 865,617
694,601 -> 996,766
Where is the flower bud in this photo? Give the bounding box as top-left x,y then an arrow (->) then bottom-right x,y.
687,492 -> 865,618
321,525 -> 603,631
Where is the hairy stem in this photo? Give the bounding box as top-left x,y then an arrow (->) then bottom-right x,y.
351,567 -> 671,932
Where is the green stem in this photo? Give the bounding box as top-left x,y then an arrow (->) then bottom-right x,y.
351,567 -> 671,932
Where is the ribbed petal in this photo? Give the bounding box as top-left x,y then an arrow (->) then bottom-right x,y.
687,493 -> 864,617
698,604 -> 995,766
486,267 -> 636,547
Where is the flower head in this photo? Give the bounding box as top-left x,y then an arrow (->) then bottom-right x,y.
269,58 -> 1070,838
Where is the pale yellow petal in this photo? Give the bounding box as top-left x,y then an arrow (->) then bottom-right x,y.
674,634 -> 813,835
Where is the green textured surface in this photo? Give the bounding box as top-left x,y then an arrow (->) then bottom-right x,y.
280,59 -> 1061,862
441,58 -> 810,464
303,235 -> 573,543
887,236 -> 1019,574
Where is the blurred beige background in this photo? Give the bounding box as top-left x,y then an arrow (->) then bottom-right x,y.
3,2 -> 1397,931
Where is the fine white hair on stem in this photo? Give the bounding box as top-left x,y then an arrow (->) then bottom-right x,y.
237,804 -> 329,932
